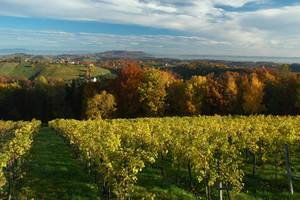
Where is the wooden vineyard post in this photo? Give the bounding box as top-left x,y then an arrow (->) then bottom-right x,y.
284,144 -> 294,195
216,151 -> 223,200
219,182 -> 223,200
252,154 -> 256,177
205,170 -> 212,200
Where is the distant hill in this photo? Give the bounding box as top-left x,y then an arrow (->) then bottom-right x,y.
1,50 -> 297,81
0,48 -> 29,55
0,50 -> 155,80
0,62 -> 112,81
0,50 -> 153,60
95,51 -> 152,59
56,51 -> 153,61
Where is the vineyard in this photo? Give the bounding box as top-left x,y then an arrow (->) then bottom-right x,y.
1,116 -> 300,199
0,120 -> 41,199
49,116 -> 300,199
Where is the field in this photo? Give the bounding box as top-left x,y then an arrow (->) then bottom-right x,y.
0,61 -> 111,80
1,116 -> 300,199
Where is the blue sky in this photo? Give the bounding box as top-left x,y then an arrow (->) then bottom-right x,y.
0,0 -> 300,56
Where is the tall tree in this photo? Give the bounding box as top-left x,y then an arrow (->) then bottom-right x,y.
166,80 -> 186,116
222,72 -> 240,114
242,73 -> 265,114
184,76 -> 207,115
115,61 -> 144,117
85,91 -> 116,119
138,68 -> 175,116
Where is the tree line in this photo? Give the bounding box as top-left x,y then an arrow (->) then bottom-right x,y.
0,62 -> 300,121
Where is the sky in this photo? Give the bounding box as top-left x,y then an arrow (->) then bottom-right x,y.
0,0 -> 300,57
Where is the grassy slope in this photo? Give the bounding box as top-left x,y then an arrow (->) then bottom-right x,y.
0,62 -> 42,79
40,64 -> 110,80
12,63 -> 42,79
0,62 -> 111,80
16,127 -> 99,199
0,62 -> 19,75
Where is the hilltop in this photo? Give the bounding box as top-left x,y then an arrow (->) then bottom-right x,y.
0,51 -> 154,80
0,50 -> 153,61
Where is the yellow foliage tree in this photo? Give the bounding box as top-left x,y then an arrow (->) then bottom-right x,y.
185,76 -> 207,115
242,73 -> 265,114
85,91 -> 117,119
138,68 -> 175,116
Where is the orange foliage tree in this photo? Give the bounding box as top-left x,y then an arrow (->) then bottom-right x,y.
115,61 -> 144,117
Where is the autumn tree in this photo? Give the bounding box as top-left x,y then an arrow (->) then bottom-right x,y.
35,75 -> 49,86
294,79 -> 300,112
264,73 -> 300,115
222,72 -> 240,114
203,73 -> 240,114
184,76 -> 207,115
241,73 -> 265,114
138,68 -> 175,116
166,80 -> 186,115
203,74 -> 223,114
85,91 -> 116,119
115,61 -> 144,117
80,64 -> 96,81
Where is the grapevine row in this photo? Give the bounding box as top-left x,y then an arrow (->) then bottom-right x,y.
50,116 -> 300,199
0,120 -> 41,198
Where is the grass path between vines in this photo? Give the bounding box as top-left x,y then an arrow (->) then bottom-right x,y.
16,127 -> 99,199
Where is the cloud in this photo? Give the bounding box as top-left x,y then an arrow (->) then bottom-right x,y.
0,28 -> 233,55
0,0 -> 299,56
0,0 -> 261,28
212,0 -> 261,7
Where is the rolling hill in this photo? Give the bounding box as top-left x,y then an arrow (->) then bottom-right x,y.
0,50 -> 153,80
0,61 -> 112,80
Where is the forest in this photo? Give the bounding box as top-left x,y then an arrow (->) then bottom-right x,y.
0,60 -> 299,122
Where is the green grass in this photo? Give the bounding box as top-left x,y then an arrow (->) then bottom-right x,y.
0,62 -> 42,79
134,166 -> 200,200
237,162 -> 300,200
39,64 -> 110,80
40,64 -> 83,80
0,62 -> 111,80
0,62 -> 20,76
16,127 -> 99,200
12,62 -> 42,79
134,154 -> 300,200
